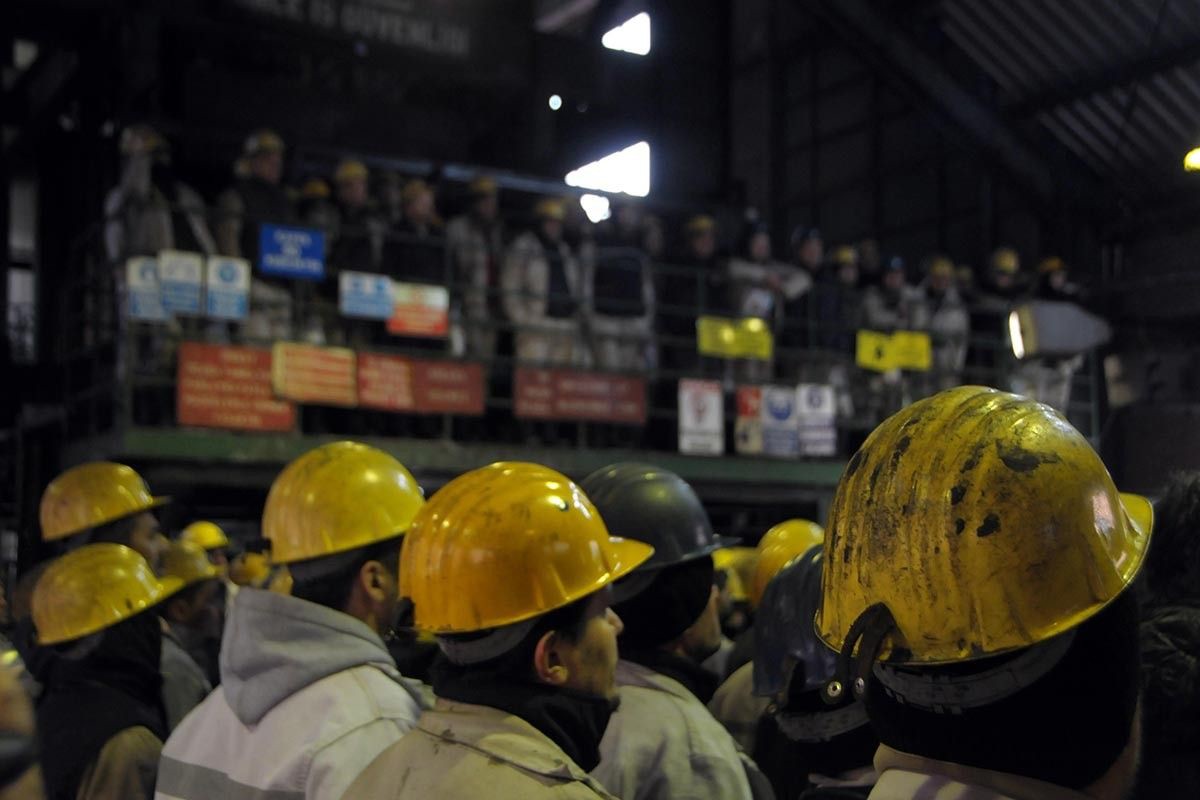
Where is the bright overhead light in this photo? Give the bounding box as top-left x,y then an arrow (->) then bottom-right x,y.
602,12 -> 651,56
1008,310 -> 1026,360
565,141 -> 651,197
579,194 -> 612,223
1185,147 -> 1200,172
548,94 -> 563,111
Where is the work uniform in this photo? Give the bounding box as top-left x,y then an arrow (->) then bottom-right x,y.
593,659 -> 763,800
159,624 -> 212,731
502,230 -> 585,366
709,661 -> 769,754
587,246 -> 656,372
868,746 -> 1094,800
155,588 -> 426,800
445,212 -> 504,359
343,699 -> 619,799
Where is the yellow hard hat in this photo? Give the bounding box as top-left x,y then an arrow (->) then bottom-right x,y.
161,541 -> 220,588
335,159 -> 368,183
534,198 -> 566,221
229,552 -> 272,588
32,544 -> 183,646
1038,256 -> 1066,274
928,256 -> 955,279
243,129 -> 284,157
262,441 -> 424,565
401,179 -> 431,205
817,385 -> 1153,667
180,521 -> 229,552
991,247 -> 1019,275
119,124 -> 167,158
40,462 -> 169,543
685,215 -> 717,236
401,462 -> 654,633
713,547 -> 756,603
831,245 -> 858,266
468,176 -> 498,197
301,178 -> 331,200
751,519 -> 824,608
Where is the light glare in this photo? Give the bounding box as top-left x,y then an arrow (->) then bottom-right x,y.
601,12 -> 651,56
565,141 -> 651,197
1185,147 -> 1200,172
548,94 -> 563,111
580,194 -> 612,223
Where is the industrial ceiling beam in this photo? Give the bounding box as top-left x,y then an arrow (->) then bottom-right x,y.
804,0 -> 1055,202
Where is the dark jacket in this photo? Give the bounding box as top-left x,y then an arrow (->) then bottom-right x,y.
1137,602 -> 1200,798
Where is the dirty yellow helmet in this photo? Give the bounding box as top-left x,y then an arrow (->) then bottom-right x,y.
1038,256 -> 1066,274
335,159 -> 368,184
300,177 -> 331,200
751,519 -> 824,608
401,462 -> 654,633
468,176 -> 498,197
263,441 -> 424,565
991,247 -> 1019,275
229,552 -> 271,588
161,540 -> 220,589
713,547 -> 756,604
927,255 -> 955,279
180,521 -> 229,552
32,544 -> 183,645
817,385 -> 1152,668
40,462 -> 169,543
685,215 -> 717,236
831,245 -> 858,266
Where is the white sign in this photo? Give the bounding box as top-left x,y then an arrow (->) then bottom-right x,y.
159,250 -> 204,315
796,383 -> 837,456
340,271 -> 395,320
761,385 -> 801,458
678,379 -> 724,455
206,257 -> 250,320
126,257 -> 166,322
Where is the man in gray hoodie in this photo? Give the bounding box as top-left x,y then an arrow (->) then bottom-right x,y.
155,442 -> 429,800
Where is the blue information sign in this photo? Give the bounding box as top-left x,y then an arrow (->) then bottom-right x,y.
339,271 -> 395,320
259,225 -> 326,281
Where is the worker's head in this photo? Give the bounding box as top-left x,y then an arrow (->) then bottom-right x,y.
179,520 -> 231,572
403,462 -> 652,701
749,518 -> 824,609
744,222 -> 771,263
881,255 -> 906,292
817,386 -> 1153,794
262,441 -> 425,635
242,129 -> 285,185
534,198 -> 566,242
160,541 -> 222,630
926,255 -> 955,294
468,176 -> 499,221
790,226 -> 823,270
990,247 -> 1020,289
685,215 -> 718,261
401,179 -> 435,225
334,159 -> 370,209
832,245 -> 860,287
581,463 -> 738,664
40,462 -> 169,572
753,545 -> 877,778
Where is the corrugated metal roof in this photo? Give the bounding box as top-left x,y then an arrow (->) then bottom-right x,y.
939,0 -> 1200,201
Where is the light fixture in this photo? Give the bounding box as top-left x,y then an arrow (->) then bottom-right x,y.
548,94 -> 563,111
565,141 -> 651,197
1185,147 -> 1200,172
602,12 -> 651,56
579,194 -> 612,223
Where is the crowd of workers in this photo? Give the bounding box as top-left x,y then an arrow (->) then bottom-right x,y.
1,384 -> 1195,799
101,126 -> 1091,424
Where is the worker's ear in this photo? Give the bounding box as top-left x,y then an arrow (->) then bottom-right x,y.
358,560 -> 389,606
532,630 -> 570,688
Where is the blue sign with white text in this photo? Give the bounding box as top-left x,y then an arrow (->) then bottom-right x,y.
259,225 -> 325,281
339,271 -> 395,320
206,257 -> 250,320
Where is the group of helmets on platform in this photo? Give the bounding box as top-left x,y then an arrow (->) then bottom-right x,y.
18,385 -> 1152,800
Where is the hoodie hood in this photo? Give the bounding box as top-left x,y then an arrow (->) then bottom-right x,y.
220,588 -> 399,725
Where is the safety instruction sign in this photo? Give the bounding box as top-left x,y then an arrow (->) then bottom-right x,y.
514,368 -> 646,424
205,257 -> 250,320
697,316 -> 774,360
796,383 -> 836,456
271,343 -> 357,406
126,257 -> 166,321
358,353 -> 485,415
678,379 -> 724,455
177,343 -> 295,431
387,282 -> 450,337
159,250 -> 204,315
856,330 -> 932,372
340,271 -> 395,320
259,225 -> 326,280
735,385 -> 803,458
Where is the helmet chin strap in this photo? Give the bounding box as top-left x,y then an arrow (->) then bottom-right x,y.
824,602 -> 898,705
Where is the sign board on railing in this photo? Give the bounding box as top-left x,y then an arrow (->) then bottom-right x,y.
271,343 -> 357,406
159,250 -> 204,315
696,316 -> 774,360
735,385 -> 802,458
340,271 -> 395,320
206,257 -> 250,320
797,383 -> 836,456
678,379 -> 724,455
177,342 -> 295,431
514,368 -> 646,424
387,282 -> 450,337
126,257 -> 166,321
359,353 -> 485,415
259,225 -> 325,281
856,330 -> 932,372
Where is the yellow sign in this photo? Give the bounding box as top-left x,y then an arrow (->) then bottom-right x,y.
856,330 -> 932,372
696,316 -> 774,361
